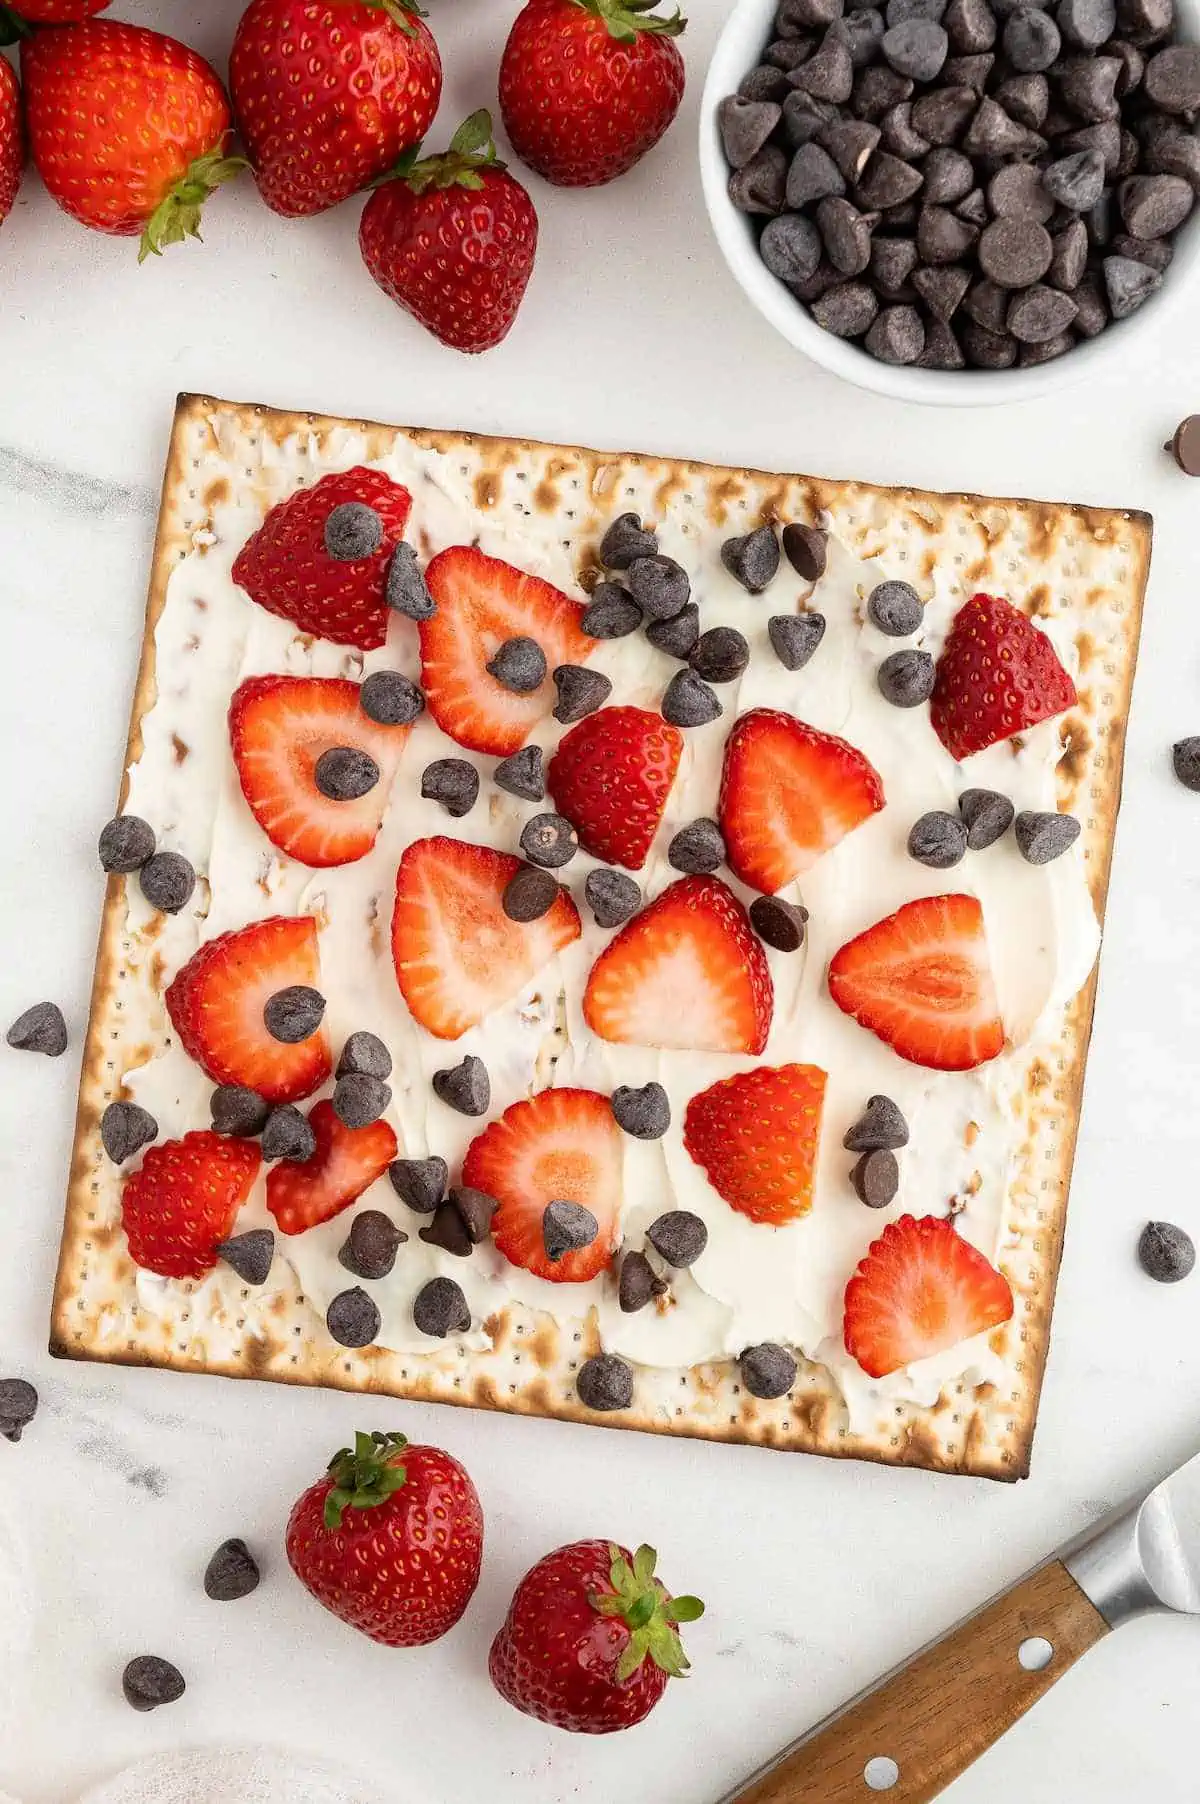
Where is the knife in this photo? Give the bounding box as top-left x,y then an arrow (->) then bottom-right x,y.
720,1446 -> 1200,1804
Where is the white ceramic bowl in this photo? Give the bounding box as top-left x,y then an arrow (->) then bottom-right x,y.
699,0 -> 1200,406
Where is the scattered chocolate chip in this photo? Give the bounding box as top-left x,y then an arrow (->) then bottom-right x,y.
585,868 -> 642,928
691,627 -> 751,685
916,205 -> 978,265
813,280 -> 881,334
1014,809 -> 1082,862
210,1084 -> 269,1138
867,579 -> 922,635
611,1081 -> 671,1139
1168,424 -> 1200,477
339,1209 -> 406,1280
600,511 -> 658,570
729,145 -> 789,212
335,1033 -> 390,1083
326,1286 -> 381,1349
817,195 -> 876,274
750,894 -> 809,950
740,1342 -> 798,1399
0,1379 -> 38,1443
139,851 -> 195,914
781,521 -> 828,580
432,1055 -> 490,1116
960,787 -> 1016,848
324,501 -> 383,561
851,1147 -> 901,1207
719,95 -> 783,168
844,1093 -> 910,1151
494,744 -> 545,801
216,1228 -> 275,1285
543,1201 -> 599,1262
626,556 -> 692,624
912,84 -> 975,142
123,1657 -> 185,1713
360,670 -> 424,726
204,1538 -> 261,1602
385,543 -> 435,620
770,612 -> 828,670
663,670 -> 722,728
882,17 -> 949,79
647,602 -> 701,660
1048,218 -> 1088,288
787,140 -> 847,208
421,757 -> 479,818
582,583 -> 642,639
908,809 -> 969,867
576,1353 -> 634,1411
486,635 -> 547,695
553,665 -> 613,723
619,1249 -> 668,1313
261,1105 -> 316,1163
503,863 -> 560,922
1138,1219 -> 1195,1282
388,1155 -> 448,1213
793,27 -> 855,101
877,648 -> 936,705
99,814 -> 156,873
721,525 -> 781,593
100,1101 -> 158,1164
1103,252 -> 1163,316
945,0 -> 997,50
413,1276 -> 472,1337
647,1210 -> 708,1268
1007,282 -> 1077,340
314,745 -> 379,801
453,1185 -> 500,1240
6,1001 -> 67,1056
519,812 -> 578,870
417,1196 -> 484,1259
263,985 -> 325,1044
1144,42 -> 1200,110
332,1072 -> 391,1129
668,818 -> 726,874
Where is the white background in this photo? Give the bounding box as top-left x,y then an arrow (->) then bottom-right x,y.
2,2 -> 1200,1799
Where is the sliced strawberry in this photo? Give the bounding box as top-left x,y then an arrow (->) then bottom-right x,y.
827,894 -> 1004,1072
462,1087 -> 621,1283
231,467 -> 412,651
718,709 -> 885,894
266,1099 -> 397,1235
420,546 -> 590,755
547,707 -> 682,870
583,875 -> 773,1055
122,1131 -> 261,1279
843,1214 -> 1014,1378
930,592 -> 1077,762
165,916 -> 332,1103
683,1063 -> 826,1226
392,836 -> 581,1040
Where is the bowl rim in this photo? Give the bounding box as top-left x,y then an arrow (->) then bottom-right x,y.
698,0 -> 1200,408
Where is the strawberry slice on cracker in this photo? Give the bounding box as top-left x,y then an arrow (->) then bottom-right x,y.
843,1214 -> 1014,1378
122,1130 -> 261,1279
266,1099 -> 397,1235
683,1063 -> 827,1226
548,706 -> 682,870
930,592 -> 1077,762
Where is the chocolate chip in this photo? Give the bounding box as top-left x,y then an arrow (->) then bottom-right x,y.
451,1188 -> 501,1245
979,216 -> 1054,287
866,304 -> 926,362
581,583 -> 642,641
851,1147 -> 901,1207
782,523 -> 829,584
208,1085 -> 269,1141
956,787 -> 1015,848
519,812 -> 578,869
768,35 -> 816,68
817,195 -> 876,273
949,49 -> 997,85
877,647 -> 936,704
100,1101 -> 158,1164
0,1379 -> 38,1443
576,1353 -> 634,1412
813,280 -> 881,334
123,1657 -> 185,1713
913,264 -> 971,319
691,627 -> 750,691
413,1276 -> 471,1337
749,894 -> 809,950
421,757 -> 480,817
1086,188 -> 1115,247
1142,120 -> 1200,188
769,613 -> 828,670
336,1032 -> 391,1083
954,186 -> 989,225
870,232 -> 921,294
945,0 -> 997,50
487,636 -> 547,694
626,556 -> 691,624
314,745 -> 379,801
360,670 -> 424,725
6,1000 -> 67,1056
1072,270 -> 1109,333
1014,809 -> 1082,861
720,95 -> 784,168
542,1201 -> 599,1262
962,321 -> 1020,364
1007,282 -> 1078,339
324,501 -> 382,561
995,70 -> 1050,127
611,1080 -> 671,1139
646,1210 -> 708,1269
908,809 -> 968,867
1102,252 -> 1163,316
917,204 -> 979,264
99,814 -> 155,872
1048,217 -> 1089,287
326,1286 -> 380,1349
1109,38 -> 1146,94
1144,41 -> 1200,109
1137,1219 -> 1195,1282
432,1054 -> 489,1116
139,851 -> 196,914
912,84 -> 977,142
1168,425 -> 1200,478
647,603 -> 701,660
853,63 -> 915,119
204,1538 -> 261,1602
740,63 -> 792,102
728,145 -> 789,212
332,1072 -> 391,1128
1120,172 -> 1193,236
663,670 -> 722,727
843,7 -> 889,63
761,212 -> 825,283
822,118 -> 883,184
263,985 -> 325,1043
1112,232 -> 1174,269
740,1343 -> 798,1399
793,28 -> 855,100
844,1093 -> 910,1151
385,542 -> 435,619
599,511 -> 658,569
667,818 -> 726,874
786,140 -> 847,207
882,17 -> 949,77
261,1105 -> 316,1162
989,161 -> 1055,220
867,579 -> 922,635
721,525 -> 781,593
1118,0 -> 1173,43
585,867 -> 642,928
216,1228 -> 275,1285
881,100 -> 932,156
388,1154 -> 447,1212
963,277 -> 1008,329
503,863 -> 560,922
783,87 -> 842,145
861,154 -> 930,213
888,0 -> 948,23
923,148 -> 975,204
619,1250 -> 668,1313
339,1209 -> 406,1279
494,744 -> 545,801
918,318 -> 967,367
1058,55 -> 1121,120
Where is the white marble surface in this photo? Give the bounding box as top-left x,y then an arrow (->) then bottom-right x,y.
2,2 -> 1200,1799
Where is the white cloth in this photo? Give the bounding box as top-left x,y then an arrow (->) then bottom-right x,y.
0,1486 -> 33,1740
75,1748 -> 386,1804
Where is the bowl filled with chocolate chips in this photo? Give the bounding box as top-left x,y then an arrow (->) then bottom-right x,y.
700,0 -> 1200,400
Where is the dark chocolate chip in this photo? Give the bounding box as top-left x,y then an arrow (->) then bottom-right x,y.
611,1081 -> 671,1139
486,636 -> 547,694
662,670 -> 722,727
882,17 -> 949,78
728,145 -> 789,212
852,63 -> 915,121
842,7 -> 889,63
332,1072 -> 391,1129
519,812 -> 578,869
1072,272 -> 1110,335
918,318 -> 967,368
204,1538 -> 261,1602
324,501 -> 383,561
432,1055 -> 490,1116
1058,0 -> 1116,43
553,665 -> 613,724
783,88 -> 842,147
964,95 -> 1048,157
881,99 -> 932,156
1007,282 -> 1078,339
750,894 -> 809,951
740,62 -> 792,102
123,1657 -> 185,1713
210,1084 -> 270,1137
337,1032 -> 391,1082
979,216 -> 1054,286
964,324 -> 1019,373
943,50 -> 994,87
988,161 -> 1055,221
1102,253 -> 1162,316
887,0 -> 948,23
913,265 -> 972,320
413,1275 -> 472,1337
877,648 -> 936,705
866,304 -> 926,362
721,524 -> 781,593
1167,429 -> 1200,480
787,140 -> 847,207
769,34 -> 817,68
770,611 -> 829,671
216,1228 -> 275,1285
761,212 -> 825,284
1003,0 -> 1061,65
995,71 -> 1050,128
690,628 -> 751,687
339,1209 -> 406,1280
6,1000 -> 67,1056
1014,809 -> 1082,862
813,280 -> 881,335
945,0 -> 997,50
964,276 -> 1011,329
851,1147 -> 901,1207
1109,38 -> 1145,94
870,232 -> 921,295
139,851 -> 195,914
385,543 -> 435,620
441,1186 -> 496,1241
1019,331 -> 1074,366
326,1286 -> 381,1349
1142,120 -> 1200,188
792,27 -> 855,100
1143,42 -> 1200,110
543,1200 -> 599,1262
585,868 -> 642,928
667,818 -> 726,873
911,84 -> 976,142
817,195 -> 876,274
1057,55 -> 1121,121
1117,0 -> 1173,44
868,579 -> 923,635
263,985 -> 325,1044
782,522 -> 829,581
576,1353 -> 634,1411
1138,1219 -> 1195,1282
582,583 -> 643,640
600,512 -> 659,572
261,1105 -> 316,1163
821,118 -> 883,183
908,809 -> 968,867
388,1155 -> 448,1213
99,814 -> 156,873
100,1101 -> 158,1164
503,863 -> 560,922
494,745 -> 546,801
647,1209 -> 708,1268
360,670 -> 424,726
0,1378 -> 38,1443
740,1343 -> 798,1399
421,757 -> 479,818
844,1093 -> 910,1151
855,151 -> 927,209
314,745 -> 379,801
1086,189 -> 1115,248
960,787 -> 1016,848
619,1249 -> 668,1313
1048,218 -> 1089,288
1119,172 -> 1193,236
916,205 -> 978,265
720,95 -> 784,169
954,186 -> 989,226
924,147 -> 975,204
1111,233 -> 1173,271
647,602 -> 701,660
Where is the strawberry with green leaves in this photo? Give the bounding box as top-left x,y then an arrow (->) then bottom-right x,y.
490,1540 -> 703,1733
359,111 -> 538,354
0,56 -> 21,229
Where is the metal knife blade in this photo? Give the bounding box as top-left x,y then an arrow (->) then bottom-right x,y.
1065,1444 -> 1200,1625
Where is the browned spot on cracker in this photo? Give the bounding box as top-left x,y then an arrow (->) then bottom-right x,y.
920,547 -> 937,587
171,733 -> 189,765
1027,1059 -> 1052,1093
474,471 -> 500,511
529,1319 -> 559,1369
706,474 -> 742,528
1026,583 -> 1052,619
534,478 -> 559,512
203,476 -> 230,509
1058,715 -> 1092,785
964,1120 -> 980,1147
483,1310 -> 506,1350
1025,504 -> 1060,563
1075,630 -> 1097,673
149,952 -> 167,992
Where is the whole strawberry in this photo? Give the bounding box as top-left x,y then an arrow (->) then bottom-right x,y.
230,0 -> 441,218
1,0 -> 108,25
21,21 -> 243,259
359,110 -> 538,354
0,56 -> 22,228
499,0 -> 686,188
490,1540 -> 703,1733
286,1431 -> 483,1647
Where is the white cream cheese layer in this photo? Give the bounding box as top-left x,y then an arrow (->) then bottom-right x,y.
124,426 -> 1103,1430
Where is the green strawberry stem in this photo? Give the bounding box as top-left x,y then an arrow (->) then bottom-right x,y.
374,109 -> 505,198
573,0 -> 687,43
138,149 -> 248,265
362,0 -> 427,37
323,1430 -> 409,1530
0,5 -> 30,46
589,1544 -> 705,1683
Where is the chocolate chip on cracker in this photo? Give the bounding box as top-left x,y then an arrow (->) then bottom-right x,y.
721,525 -> 781,593
691,626 -> 751,684
432,1055 -> 490,1116
261,1105 -> 315,1163
216,1229 -> 275,1285
99,814 -> 155,872
585,867 -> 642,928
553,665 -> 613,723
844,1094 -> 910,1151
314,746 -> 380,801
582,583 -> 643,640
619,1250 -> 668,1313
960,787 -> 1016,848
413,1276 -> 472,1337
611,1081 -> 671,1139
575,1353 -> 635,1411
324,501 -> 383,561
339,1209 -> 406,1280
388,1155 -> 448,1213
385,542 -> 435,620
600,511 -> 658,569
421,757 -> 479,817
139,851 -> 195,914
494,744 -> 545,801
663,670 -> 722,728
668,818 -> 726,874
647,602 -> 700,660
263,985 -> 325,1044
100,1101 -> 158,1164
503,863 -> 560,922
326,1287 -> 381,1349
647,1210 -> 709,1268
1014,809 -> 1082,862
360,671 -> 424,726
769,612 -> 827,671
908,809 -> 969,867
543,1201 -> 600,1262
626,554 -> 691,620
740,1343 -> 798,1399
878,648 -> 936,705
851,1148 -> 901,1207
487,636 -> 547,694
750,893 -> 809,952
781,522 -> 828,581
519,812 -> 578,869
332,1072 -> 391,1129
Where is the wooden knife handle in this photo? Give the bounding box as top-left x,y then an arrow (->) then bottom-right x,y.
728,1561 -> 1109,1804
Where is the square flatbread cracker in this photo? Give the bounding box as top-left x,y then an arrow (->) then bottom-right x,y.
50,394 -> 1151,1481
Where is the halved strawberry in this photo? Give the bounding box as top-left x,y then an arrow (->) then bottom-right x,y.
420,546 -> 590,755
229,674 -> 411,868
231,467 -> 412,651
165,916 -> 332,1102
827,894 -> 1004,1072
930,592 -> 1077,762
266,1099 -> 397,1235
683,1064 -> 826,1226
843,1214 -> 1014,1378
547,707 -> 682,870
462,1087 -> 621,1283
392,836 -> 581,1039
718,709 -> 885,895
583,875 -> 772,1054
122,1131 -> 261,1279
